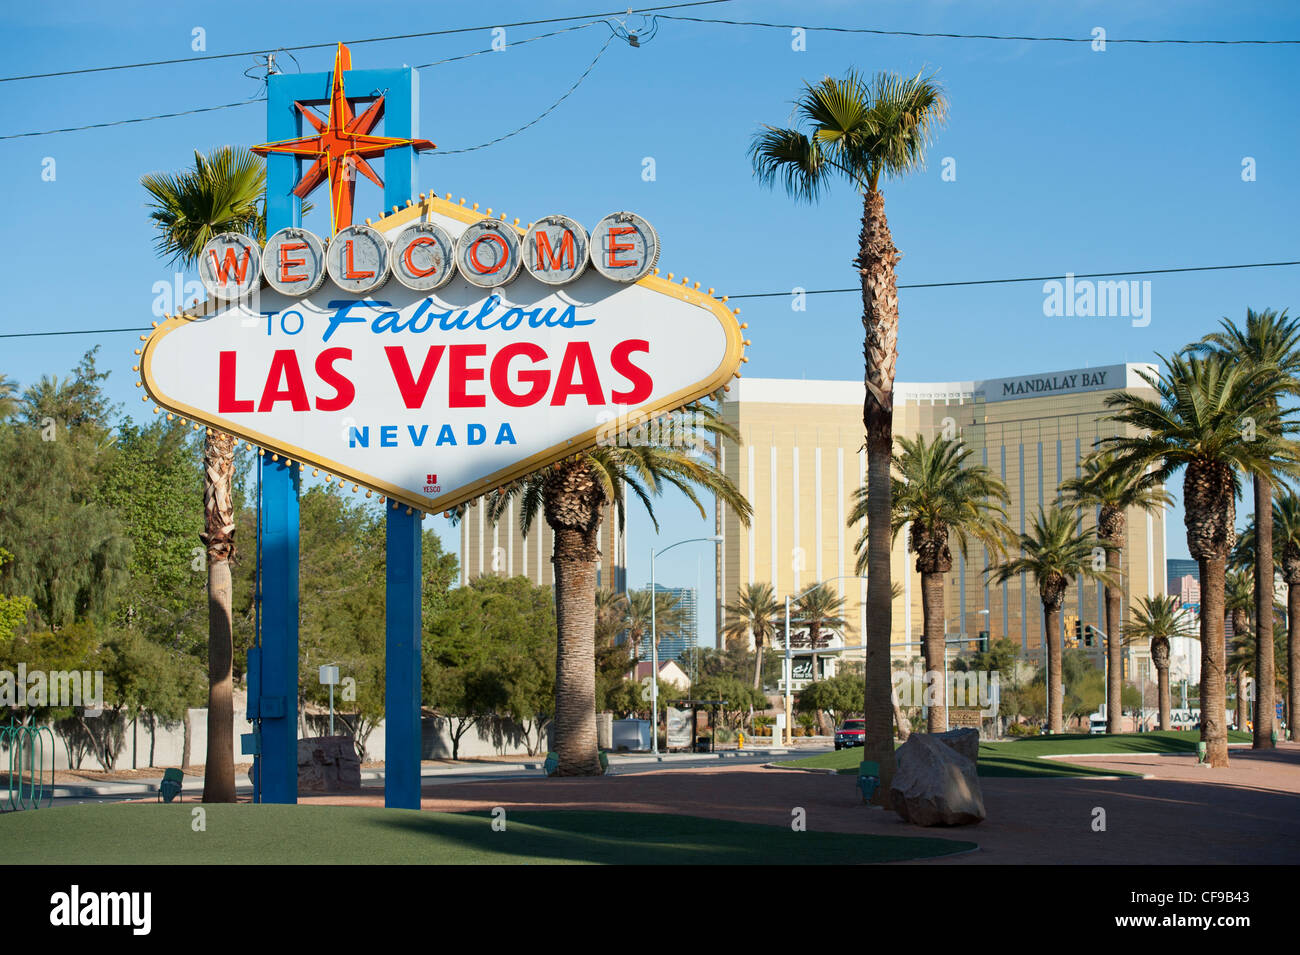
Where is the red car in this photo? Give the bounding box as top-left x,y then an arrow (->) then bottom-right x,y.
834,719 -> 864,750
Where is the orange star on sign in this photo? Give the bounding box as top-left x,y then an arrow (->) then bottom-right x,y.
253,43 -> 434,235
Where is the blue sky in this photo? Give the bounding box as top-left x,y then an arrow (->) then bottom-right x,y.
1,0 -> 1297,646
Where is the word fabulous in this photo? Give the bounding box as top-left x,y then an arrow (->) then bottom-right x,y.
198,211 -> 659,301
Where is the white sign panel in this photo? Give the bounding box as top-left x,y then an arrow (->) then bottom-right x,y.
141,196 -> 745,513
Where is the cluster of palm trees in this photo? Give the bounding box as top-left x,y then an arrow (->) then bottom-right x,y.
719,581 -> 849,689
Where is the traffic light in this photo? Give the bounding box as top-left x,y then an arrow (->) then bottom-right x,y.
1084,624 -> 1094,647
977,630 -> 989,653
1073,620 -> 1083,644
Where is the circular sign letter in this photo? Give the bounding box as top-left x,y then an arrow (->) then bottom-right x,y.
522,215 -> 589,286
198,233 -> 261,301
456,221 -> 522,288
591,212 -> 658,283
262,228 -> 327,296
391,222 -> 457,291
326,224 -> 390,294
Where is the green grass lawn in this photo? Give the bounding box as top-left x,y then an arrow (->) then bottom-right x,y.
775,730 -> 1253,778
0,803 -> 975,864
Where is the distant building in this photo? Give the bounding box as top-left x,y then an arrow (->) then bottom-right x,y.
1172,574 -> 1200,611
639,583 -> 697,664
634,660 -> 691,693
1167,559 -> 1198,596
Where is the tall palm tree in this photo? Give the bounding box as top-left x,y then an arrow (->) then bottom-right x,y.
594,587 -> 628,648
1274,488 -> 1300,738
751,70 -> 947,796
478,401 -> 751,776
1059,450 -> 1172,734
990,507 -> 1114,733
1102,354 -> 1299,766
1127,595 -> 1184,730
142,145 -> 265,803
851,434 -> 1008,732
1190,308 -> 1300,748
722,582 -> 783,689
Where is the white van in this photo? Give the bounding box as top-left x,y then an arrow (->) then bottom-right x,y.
1088,711 -> 1107,734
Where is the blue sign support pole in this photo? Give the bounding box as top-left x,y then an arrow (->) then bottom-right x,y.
256,61 -> 423,807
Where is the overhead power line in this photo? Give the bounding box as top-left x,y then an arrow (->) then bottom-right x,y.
0,0 -> 734,83
0,21 -> 615,142
3,259 -> 1295,340
729,260 -> 1300,299
656,14 -> 1300,44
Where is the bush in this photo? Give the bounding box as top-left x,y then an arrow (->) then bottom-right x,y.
1006,721 -> 1036,737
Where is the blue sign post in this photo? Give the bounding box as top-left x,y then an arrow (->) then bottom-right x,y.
250,49 -> 424,808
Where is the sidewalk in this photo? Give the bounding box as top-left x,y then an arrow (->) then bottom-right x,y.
45,747 -> 807,798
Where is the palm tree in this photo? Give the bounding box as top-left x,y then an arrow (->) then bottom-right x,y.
722,582 -> 782,689
1127,595 -> 1185,730
1225,568 -> 1254,727
594,588 -> 628,648
142,146 -> 266,803
1190,308 -> 1300,748
1102,353 -> 1299,766
1274,488 -> 1300,738
851,434 -> 1008,732
1059,450 -> 1172,734
622,588 -> 688,667
751,70 -> 947,796
990,507 -> 1114,733
0,375 -> 18,421
791,581 -> 849,652
479,401 -> 751,775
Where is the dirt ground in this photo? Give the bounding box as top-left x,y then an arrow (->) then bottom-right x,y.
302,743 -> 1300,864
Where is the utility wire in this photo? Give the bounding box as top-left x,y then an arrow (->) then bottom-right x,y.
0,98 -> 265,141
656,14 -> 1300,44
0,21 -> 614,142
0,0 -> 735,83
4,259 -> 1295,340
431,35 -> 616,155
730,260 -> 1300,299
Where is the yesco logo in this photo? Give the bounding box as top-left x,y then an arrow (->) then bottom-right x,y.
49,885 -> 151,936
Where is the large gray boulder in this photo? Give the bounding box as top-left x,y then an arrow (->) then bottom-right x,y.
933,727 -> 980,764
890,733 -> 985,827
298,735 -> 362,793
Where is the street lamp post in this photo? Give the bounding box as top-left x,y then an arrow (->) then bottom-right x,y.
782,576 -> 869,746
650,536 -> 722,756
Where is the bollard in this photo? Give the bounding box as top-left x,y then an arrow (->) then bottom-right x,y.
1196,741 -> 1208,764
737,732 -> 744,750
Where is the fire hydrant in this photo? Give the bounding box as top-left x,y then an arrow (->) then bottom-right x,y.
737,731 -> 745,750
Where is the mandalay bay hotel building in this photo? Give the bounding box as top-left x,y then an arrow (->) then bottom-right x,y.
461,362 -> 1168,683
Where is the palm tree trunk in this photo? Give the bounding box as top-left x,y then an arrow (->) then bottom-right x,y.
1253,475 -> 1276,747
201,430 -> 236,803
752,634 -> 764,690
858,186 -> 900,804
1290,581 -> 1300,741
1236,668 -> 1249,729
1157,663 -> 1171,730
920,570 -> 946,732
1104,559 -> 1123,734
552,524 -> 601,776
1044,603 -> 1064,733
1199,556 -> 1230,767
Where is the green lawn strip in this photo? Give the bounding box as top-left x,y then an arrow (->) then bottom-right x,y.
0,804 -> 974,864
773,730 -> 1251,778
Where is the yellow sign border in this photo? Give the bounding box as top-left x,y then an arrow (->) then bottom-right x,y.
140,192 -> 746,514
